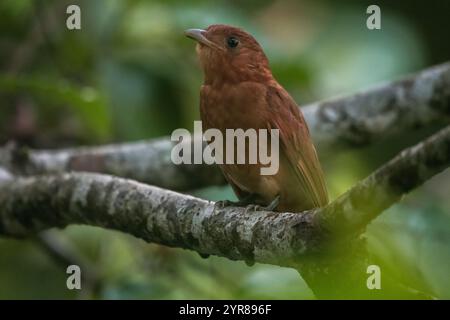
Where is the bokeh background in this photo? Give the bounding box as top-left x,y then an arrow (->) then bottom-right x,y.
0,0 -> 449,299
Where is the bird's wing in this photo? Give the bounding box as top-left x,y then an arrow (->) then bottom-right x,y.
265,85 -> 329,207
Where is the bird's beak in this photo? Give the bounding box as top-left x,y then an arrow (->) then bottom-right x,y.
184,29 -> 222,50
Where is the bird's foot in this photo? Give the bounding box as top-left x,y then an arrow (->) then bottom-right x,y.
244,195 -> 280,212
265,195 -> 281,211
214,199 -> 242,209
215,195 -> 280,212
214,194 -> 259,209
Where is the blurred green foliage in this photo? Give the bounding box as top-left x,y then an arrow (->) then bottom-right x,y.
0,0 -> 449,299
0,75 -> 111,140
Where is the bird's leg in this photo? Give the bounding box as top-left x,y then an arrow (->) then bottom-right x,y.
214,193 -> 259,209
264,195 -> 281,211
245,195 -> 280,212
216,194 -> 280,212
214,199 -> 237,209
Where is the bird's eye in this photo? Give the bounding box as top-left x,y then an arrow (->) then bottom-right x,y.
227,37 -> 239,48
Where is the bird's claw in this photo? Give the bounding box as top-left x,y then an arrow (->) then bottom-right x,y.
215,195 -> 280,212
244,195 -> 280,212
214,199 -> 242,209
265,195 -> 280,211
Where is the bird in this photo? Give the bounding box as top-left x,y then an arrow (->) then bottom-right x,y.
185,24 -> 328,212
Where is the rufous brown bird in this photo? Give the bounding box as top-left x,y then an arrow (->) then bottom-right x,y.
185,24 -> 328,212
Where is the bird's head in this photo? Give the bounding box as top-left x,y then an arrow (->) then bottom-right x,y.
185,24 -> 272,85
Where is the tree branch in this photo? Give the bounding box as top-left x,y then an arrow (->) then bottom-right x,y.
1,125 -> 449,269
0,139 -> 226,191
304,62 -> 450,150
0,166 -> 13,183
319,124 -> 450,234
1,62 -> 449,191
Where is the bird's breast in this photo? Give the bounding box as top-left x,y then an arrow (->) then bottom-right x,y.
199,81 -> 282,201
200,82 -> 271,131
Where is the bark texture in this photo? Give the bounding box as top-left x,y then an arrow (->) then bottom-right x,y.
1,126 -> 449,269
